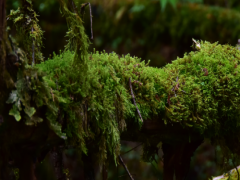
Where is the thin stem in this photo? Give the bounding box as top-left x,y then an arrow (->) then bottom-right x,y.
80,3 -> 93,40
121,143 -> 143,155
31,27 -> 35,66
118,156 -> 134,180
118,174 -> 136,178
129,77 -> 143,122
88,2 -> 93,40
70,0 -> 77,14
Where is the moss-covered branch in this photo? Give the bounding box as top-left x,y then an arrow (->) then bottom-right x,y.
3,0 -> 240,178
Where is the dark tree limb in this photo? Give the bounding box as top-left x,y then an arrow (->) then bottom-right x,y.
129,77 -> 143,122
49,146 -> 66,180
118,155 -> 134,180
121,143 -> 142,155
82,154 -> 95,180
162,139 -> 203,180
102,165 -> 108,180
0,0 -> 6,41
14,151 -> 37,180
88,3 -> 93,40
0,0 -> 6,74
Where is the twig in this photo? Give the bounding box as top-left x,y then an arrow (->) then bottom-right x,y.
55,80 -> 58,90
80,3 -> 93,40
181,90 -> 188,94
88,3 -> 93,40
121,143 -> 143,155
50,88 -> 54,102
31,27 -> 35,66
118,174 -> 136,178
118,155 -> 134,180
70,0 -> 77,14
129,77 -> 143,122
171,76 -> 179,97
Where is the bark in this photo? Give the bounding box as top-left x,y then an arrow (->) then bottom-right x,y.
162,139 -> 203,180
0,148 -> 12,180
0,0 -> 6,72
82,154 -> 95,180
49,146 -> 66,180
15,152 -> 37,180
102,165 -> 108,180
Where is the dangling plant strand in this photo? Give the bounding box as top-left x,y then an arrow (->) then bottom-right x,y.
7,0 -> 43,64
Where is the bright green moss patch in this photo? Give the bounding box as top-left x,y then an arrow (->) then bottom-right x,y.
31,41 -> 240,164
6,39 -> 240,165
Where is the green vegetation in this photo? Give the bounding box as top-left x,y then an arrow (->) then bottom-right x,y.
3,0 -> 240,179
6,36 -> 240,167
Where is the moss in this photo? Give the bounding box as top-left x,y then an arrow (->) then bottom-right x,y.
7,0 -> 44,64
27,41 -> 240,165
5,0 -> 240,168
213,166 -> 240,180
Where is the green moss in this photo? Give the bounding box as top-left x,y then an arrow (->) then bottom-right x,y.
6,0 -> 240,168
31,41 -> 240,165
7,0 -> 44,64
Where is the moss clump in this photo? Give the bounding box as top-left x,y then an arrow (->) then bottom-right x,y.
7,0 -> 44,64
19,41 -> 236,165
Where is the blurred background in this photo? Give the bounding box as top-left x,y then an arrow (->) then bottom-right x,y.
5,0 -> 240,179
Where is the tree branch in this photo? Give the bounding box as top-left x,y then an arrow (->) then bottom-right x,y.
31,27 -> 35,66
80,3 -> 93,40
121,143 -> 142,155
129,77 -> 143,122
118,155 -> 134,180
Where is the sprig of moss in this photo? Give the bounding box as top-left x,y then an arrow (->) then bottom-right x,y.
7,0 -> 43,64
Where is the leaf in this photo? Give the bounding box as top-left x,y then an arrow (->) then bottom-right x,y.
25,115 -> 43,126
6,90 -> 18,104
26,0 -> 32,4
129,5 -> 145,13
160,0 -> 178,11
9,105 -> 21,121
24,107 -> 36,117
160,0 -> 168,11
169,0 -> 178,8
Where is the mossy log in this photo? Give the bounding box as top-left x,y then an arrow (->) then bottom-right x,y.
213,166 -> 240,180
2,39 -> 240,179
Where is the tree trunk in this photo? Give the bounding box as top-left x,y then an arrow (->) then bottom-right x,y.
15,152 -> 37,180
82,154 -> 95,180
49,147 -> 66,180
162,139 -> 203,180
0,0 -> 6,73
